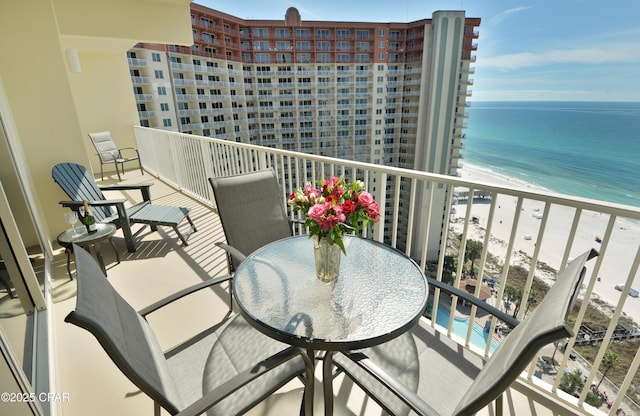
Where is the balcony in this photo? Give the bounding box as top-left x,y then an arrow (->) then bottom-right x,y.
100,126 -> 640,415
2,1 -> 639,414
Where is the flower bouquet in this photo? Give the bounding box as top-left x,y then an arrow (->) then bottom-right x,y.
288,176 -> 381,255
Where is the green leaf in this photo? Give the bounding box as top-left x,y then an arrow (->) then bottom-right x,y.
336,237 -> 347,255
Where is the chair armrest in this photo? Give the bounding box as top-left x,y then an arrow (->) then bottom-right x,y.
427,277 -> 519,328
215,242 -> 247,264
117,147 -> 140,156
99,183 -> 153,202
59,199 -> 128,208
139,274 -> 232,317
175,346 -> 310,416
340,351 -> 441,416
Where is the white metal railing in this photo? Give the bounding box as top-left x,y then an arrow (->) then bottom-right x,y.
134,126 -> 640,415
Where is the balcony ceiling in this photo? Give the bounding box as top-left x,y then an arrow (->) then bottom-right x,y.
54,0 -> 193,53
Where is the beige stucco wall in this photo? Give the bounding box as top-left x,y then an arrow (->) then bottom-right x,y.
0,0 -> 85,245
65,52 -> 141,173
0,0 -> 191,242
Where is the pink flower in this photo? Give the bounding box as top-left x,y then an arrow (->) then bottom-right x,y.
358,192 -> 374,207
367,201 -> 381,221
304,183 -> 320,198
307,203 -> 326,222
331,204 -> 346,223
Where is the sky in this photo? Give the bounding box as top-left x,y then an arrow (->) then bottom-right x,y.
196,0 -> 640,102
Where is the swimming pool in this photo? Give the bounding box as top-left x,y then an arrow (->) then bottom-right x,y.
434,305 -> 500,353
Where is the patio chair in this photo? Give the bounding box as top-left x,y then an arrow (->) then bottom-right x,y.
88,131 -> 143,180
53,162 -> 196,252
324,249 -> 598,416
65,244 -> 313,416
208,169 -> 298,273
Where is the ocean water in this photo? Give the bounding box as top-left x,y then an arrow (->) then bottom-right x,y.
463,101 -> 640,208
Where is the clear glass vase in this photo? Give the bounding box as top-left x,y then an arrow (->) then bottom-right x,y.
313,236 -> 341,282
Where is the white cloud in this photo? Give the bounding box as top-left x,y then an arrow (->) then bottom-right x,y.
480,44 -> 640,70
490,6 -> 532,24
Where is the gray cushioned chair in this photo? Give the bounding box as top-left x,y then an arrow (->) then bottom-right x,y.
88,131 -> 143,180
324,249 -> 598,416
208,169 -> 297,273
65,244 -> 313,416
53,162 -> 196,252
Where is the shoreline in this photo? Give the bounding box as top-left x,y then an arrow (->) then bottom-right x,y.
455,163 -> 640,324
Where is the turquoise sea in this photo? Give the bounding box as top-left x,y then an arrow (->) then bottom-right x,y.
463,101 -> 640,208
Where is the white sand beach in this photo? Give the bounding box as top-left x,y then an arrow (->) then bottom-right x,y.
454,164 -> 640,324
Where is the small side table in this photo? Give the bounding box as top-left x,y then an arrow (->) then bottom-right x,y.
57,223 -> 120,279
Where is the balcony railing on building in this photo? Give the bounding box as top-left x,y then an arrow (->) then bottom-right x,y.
134,126 -> 640,415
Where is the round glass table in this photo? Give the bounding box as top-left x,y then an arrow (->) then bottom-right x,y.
233,235 -> 428,415
233,234 -> 428,350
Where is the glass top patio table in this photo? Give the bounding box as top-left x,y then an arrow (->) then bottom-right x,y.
232,235 -> 428,351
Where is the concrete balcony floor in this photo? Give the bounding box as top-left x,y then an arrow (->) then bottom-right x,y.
49,169 -> 582,416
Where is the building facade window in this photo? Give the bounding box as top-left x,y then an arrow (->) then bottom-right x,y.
255,53 -> 270,63
316,29 -> 330,38
275,28 -> 291,38
317,41 -> 330,51
254,41 -> 269,51
296,41 -> 310,51
296,28 -> 311,38
253,28 -> 269,38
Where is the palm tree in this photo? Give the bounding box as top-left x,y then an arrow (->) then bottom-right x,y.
464,239 -> 483,275
524,289 -> 540,316
442,255 -> 456,285
596,350 -> 620,390
503,285 -> 521,316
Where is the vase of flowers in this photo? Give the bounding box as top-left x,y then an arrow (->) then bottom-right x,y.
288,176 -> 381,282
313,235 -> 342,282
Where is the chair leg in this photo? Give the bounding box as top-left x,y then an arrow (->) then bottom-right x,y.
121,223 -> 136,252
186,214 -> 197,232
112,161 -> 121,181
66,249 -> 73,280
174,226 -> 189,246
174,214 -> 197,246
115,204 -> 136,252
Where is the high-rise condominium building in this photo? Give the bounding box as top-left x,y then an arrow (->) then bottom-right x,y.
127,4 -> 480,259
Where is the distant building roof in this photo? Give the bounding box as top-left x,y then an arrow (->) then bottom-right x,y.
459,278 -> 492,301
